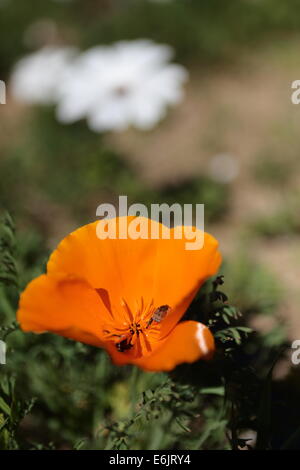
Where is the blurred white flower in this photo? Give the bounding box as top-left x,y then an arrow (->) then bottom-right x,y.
56,40 -> 188,131
208,153 -> 240,184
10,46 -> 77,105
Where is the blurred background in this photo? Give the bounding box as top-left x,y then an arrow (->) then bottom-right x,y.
1,0 -> 300,450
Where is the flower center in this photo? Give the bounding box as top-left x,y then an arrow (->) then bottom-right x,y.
102,300 -> 170,357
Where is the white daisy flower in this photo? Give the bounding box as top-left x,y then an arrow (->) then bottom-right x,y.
10,46 -> 77,105
56,40 -> 188,131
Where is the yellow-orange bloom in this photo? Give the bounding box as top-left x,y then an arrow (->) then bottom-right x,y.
17,217 -> 222,371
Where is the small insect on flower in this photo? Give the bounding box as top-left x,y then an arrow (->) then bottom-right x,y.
146,305 -> 170,329
116,338 -> 133,353
17,216 -> 221,371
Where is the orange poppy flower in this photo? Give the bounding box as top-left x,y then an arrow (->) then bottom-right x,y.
17,217 -> 222,371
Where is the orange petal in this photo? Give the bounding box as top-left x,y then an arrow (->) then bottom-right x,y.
47,217 -> 221,336
47,217 -> 160,310
152,228 -> 221,338
17,274 -> 108,347
132,321 -> 215,372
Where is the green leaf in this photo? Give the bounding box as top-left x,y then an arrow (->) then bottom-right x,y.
200,387 -> 225,397
175,417 -> 191,433
0,396 -> 11,417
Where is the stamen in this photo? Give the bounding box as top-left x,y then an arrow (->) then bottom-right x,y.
103,298 -> 170,356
